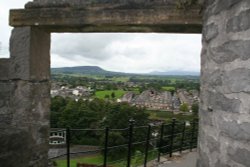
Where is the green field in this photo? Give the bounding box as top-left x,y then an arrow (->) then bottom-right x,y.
55,155 -> 103,167
147,110 -> 196,123
54,151 -> 158,167
111,76 -> 130,82
162,86 -> 175,91
95,90 -> 127,99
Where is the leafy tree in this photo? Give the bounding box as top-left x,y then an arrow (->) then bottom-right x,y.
104,94 -> 110,99
101,132 -> 127,160
50,96 -> 67,127
51,96 -> 66,112
111,92 -> 116,99
170,89 -> 175,96
50,96 -> 149,147
104,103 -> 149,129
191,103 -> 199,115
132,150 -> 143,165
180,103 -> 189,112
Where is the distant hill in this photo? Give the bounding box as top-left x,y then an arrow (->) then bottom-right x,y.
51,66 -> 125,76
51,66 -> 200,76
149,70 -> 200,76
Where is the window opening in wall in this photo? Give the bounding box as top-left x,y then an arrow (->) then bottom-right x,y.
49,33 -> 201,167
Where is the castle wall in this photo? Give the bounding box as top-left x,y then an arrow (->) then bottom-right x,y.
0,27 -> 51,167
198,0 -> 250,166
1,0 -> 250,166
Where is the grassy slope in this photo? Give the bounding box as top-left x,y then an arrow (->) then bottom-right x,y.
55,155 -> 103,167
161,86 -> 175,91
95,90 -> 127,99
55,151 -> 158,167
147,110 -> 197,123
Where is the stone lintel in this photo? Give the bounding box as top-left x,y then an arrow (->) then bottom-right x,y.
24,0 -> 204,10
9,8 -> 202,33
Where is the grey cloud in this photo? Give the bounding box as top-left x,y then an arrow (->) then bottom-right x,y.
51,33 -> 202,73
51,33 -> 133,61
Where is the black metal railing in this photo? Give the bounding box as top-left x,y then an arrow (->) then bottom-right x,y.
49,118 -> 198,167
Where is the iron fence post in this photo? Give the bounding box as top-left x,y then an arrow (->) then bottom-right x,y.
103,127 -> 109,167
127,120 -> 134,167
157,123 -> 164,162
190,119 -> 196,151
169,118 -> 176,157
66,127 -> 70,167
144,125 -> 151,167
179,121 -> 186,154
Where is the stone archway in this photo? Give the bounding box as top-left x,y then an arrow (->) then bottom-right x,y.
0,0 -> 249,167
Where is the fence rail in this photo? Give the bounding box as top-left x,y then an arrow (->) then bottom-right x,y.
49,118 -> 198,167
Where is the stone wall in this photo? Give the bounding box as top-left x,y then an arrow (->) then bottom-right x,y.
3,1 -> 201,166
0,27 -> 51,167
198,0 -> 250,166
2,0 -> 250,166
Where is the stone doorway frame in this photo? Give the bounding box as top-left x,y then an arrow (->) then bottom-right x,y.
1,1 -> 250,167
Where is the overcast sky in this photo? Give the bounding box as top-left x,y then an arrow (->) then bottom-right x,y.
0,0 -> 202,73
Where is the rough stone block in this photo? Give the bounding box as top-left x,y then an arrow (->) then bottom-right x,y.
227,9 -> 250,33
203,23 -> 218,42
212,0 -> 241,15
201,90 -> 241,113
10,97 -> 50,127
223,68 -> 250,93
9,27 -> 31,80
196,149 -> 210,167
0,126 -> 49,167
211,40 -> 250,64
0,82 -> 15,127
9,27 -> 50,81
199,109 -> 213,126
228,147 -> 250,167
214,160 -> 230,167
203,0 -> 216,8
204,68 -> 250,93
0,114 -> 12,127
0,59 -> 10,80
203,69 -> 222,88
220,121 -> 250,141
10,81 -> 50,126
0,82 -> 15,100
0,128 -> 30,167
26,124 -> 49,167
13,80 -> 50,99
206,135 -> 220,153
